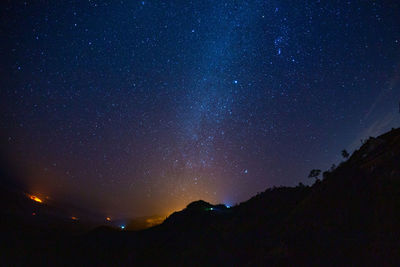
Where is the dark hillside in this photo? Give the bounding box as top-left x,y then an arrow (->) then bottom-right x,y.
283,128 -> 400,265
2,128 -> 400,265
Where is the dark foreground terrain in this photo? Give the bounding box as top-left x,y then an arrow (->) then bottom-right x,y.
2,128 -> 400,266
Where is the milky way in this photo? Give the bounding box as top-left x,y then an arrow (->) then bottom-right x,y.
1,1 -> 400,217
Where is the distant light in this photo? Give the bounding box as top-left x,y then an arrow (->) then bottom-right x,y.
29,195 -> 43,203
226,205 -> 230,208
210,207 -> 214,211
234,80 -> 238,84
106,217 -> 111,221
145,217 -> 164,227
120,225 -> 125,230
32,212 -> 36,216
71,216 -> 79,221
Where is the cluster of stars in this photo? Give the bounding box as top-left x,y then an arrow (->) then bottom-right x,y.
1,1 -> 400,217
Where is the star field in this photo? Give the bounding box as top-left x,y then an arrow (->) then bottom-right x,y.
1,1 -> 400,217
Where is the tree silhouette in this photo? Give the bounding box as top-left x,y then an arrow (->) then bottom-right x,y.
330,164 -> 336,171
308,169 -> 321,180
341,149 -> 350,159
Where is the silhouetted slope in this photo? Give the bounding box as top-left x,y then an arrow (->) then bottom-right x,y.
2,127 -> 400,266
279,128 -> 400,264
163,200 -> 230,228
138,128 -> 400,265
289,128 -> 400,232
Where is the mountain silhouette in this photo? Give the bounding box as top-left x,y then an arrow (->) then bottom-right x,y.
1,128 -> 400,265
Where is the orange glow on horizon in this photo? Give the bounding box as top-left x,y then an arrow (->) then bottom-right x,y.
145,217 -> 165,227
71,216 -> 79,220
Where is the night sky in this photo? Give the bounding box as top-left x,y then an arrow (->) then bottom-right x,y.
1,1 -> 400,217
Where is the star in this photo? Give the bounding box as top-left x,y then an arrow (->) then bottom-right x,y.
2,0 -> 399,218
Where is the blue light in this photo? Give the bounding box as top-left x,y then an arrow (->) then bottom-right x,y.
120,225 -> 125,229
226,205 -> 230,208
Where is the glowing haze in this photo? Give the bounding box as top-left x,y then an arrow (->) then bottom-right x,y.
1,1 -> 399,217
